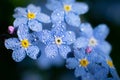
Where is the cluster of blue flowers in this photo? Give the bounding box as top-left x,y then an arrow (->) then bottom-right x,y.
5,0 -> 120,80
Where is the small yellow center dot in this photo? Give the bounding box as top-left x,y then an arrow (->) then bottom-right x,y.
79,59 -> 89,67
107,60 -> 114,67
89,37 -> 97,46
55,37 -> 62,45
64,5 -> 71,12
27,12 -> 36,19
21,39 -> 30,48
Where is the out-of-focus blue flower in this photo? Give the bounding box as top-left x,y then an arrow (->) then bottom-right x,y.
73,23 -> 111,55
101,56 -> 120,80
40,23 -> 76,59
36,42 -> 65,69
22,71 -> 42,80
37,51 -> 65,69
47,0 -> 88,27
5,25 -> 40,62
13,4 -> 51,32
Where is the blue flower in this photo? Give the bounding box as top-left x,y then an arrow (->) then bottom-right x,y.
13,4 -> 51,32
40,23 -> 76,59
47,0 -> 88,27
102,56 -> 120,80
66,49 -> 110,79
66,49 -> 92,78
30,39 -> 65,69
73,23 -> 112,55
5,24 -> 40,62
37,50 -> 65,69
74,48 -> 105,63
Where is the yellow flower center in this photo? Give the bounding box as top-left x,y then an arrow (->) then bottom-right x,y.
89,37 -> 97,46
107,60 -> 114,67
55,37 -> 62,45
79,59 -> 89,67
27,12 -> 36,19
64,5 -> 71,12
21,39 -> 30,48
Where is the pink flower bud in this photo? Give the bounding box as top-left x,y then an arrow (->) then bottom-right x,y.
85,47 -> 92,53
8,26 -> 14,34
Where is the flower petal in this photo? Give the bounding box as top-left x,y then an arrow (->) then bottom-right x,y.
65,12 -> 81,27
74,49 -> 86,59
97,41 -> 112,55
94,24 -> 109,40
82,73 -> 95,80
37,13 -> 51,23
13,7 -> 27,18
45,44 -> 58,58
12,48 -> 26,62
26,46 -> 40,59
5,38 -> 19,50
37,53 -> 51,69
74,67 -> 86,77
51,54 -> 64,66
66,58 -> 78,69
17,24 -> 29,40
62,0 -> 75,4
28,20 -> 42,32
63,31 -> 76,45
73,37 -> 88,49
52,23 -> 66,36
88,63 -> 98,74
41,30 -> 54,44
51,9 -> 64,23
27,4 -> 41,13
46,0 -> 62,11
90,52 -> 105,63
59,45 -> 71,59
79,23 -> 93,38
94,67 -> 108,79
13,18 -> 27,28
72,2 -> 88,15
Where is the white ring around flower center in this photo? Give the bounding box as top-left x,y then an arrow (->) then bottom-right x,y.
55,37 -> 63,45
89,37 -> 97,46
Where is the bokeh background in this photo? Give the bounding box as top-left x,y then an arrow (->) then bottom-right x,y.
0,0 -> 120,80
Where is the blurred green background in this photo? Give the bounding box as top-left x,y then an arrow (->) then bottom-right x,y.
0,0 -> 120,80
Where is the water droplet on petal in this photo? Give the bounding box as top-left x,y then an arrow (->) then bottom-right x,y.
51,55 -> 56,58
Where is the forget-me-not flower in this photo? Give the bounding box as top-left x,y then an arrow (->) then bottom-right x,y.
66,48 -> 110,80
40,23 -> 76,59
101,56 -> 120,80
5,24 -> 40,62
73,23 -> 111,55
47,0 -> 88,27
66,49 -> 93,78
13,4 -> 51,32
